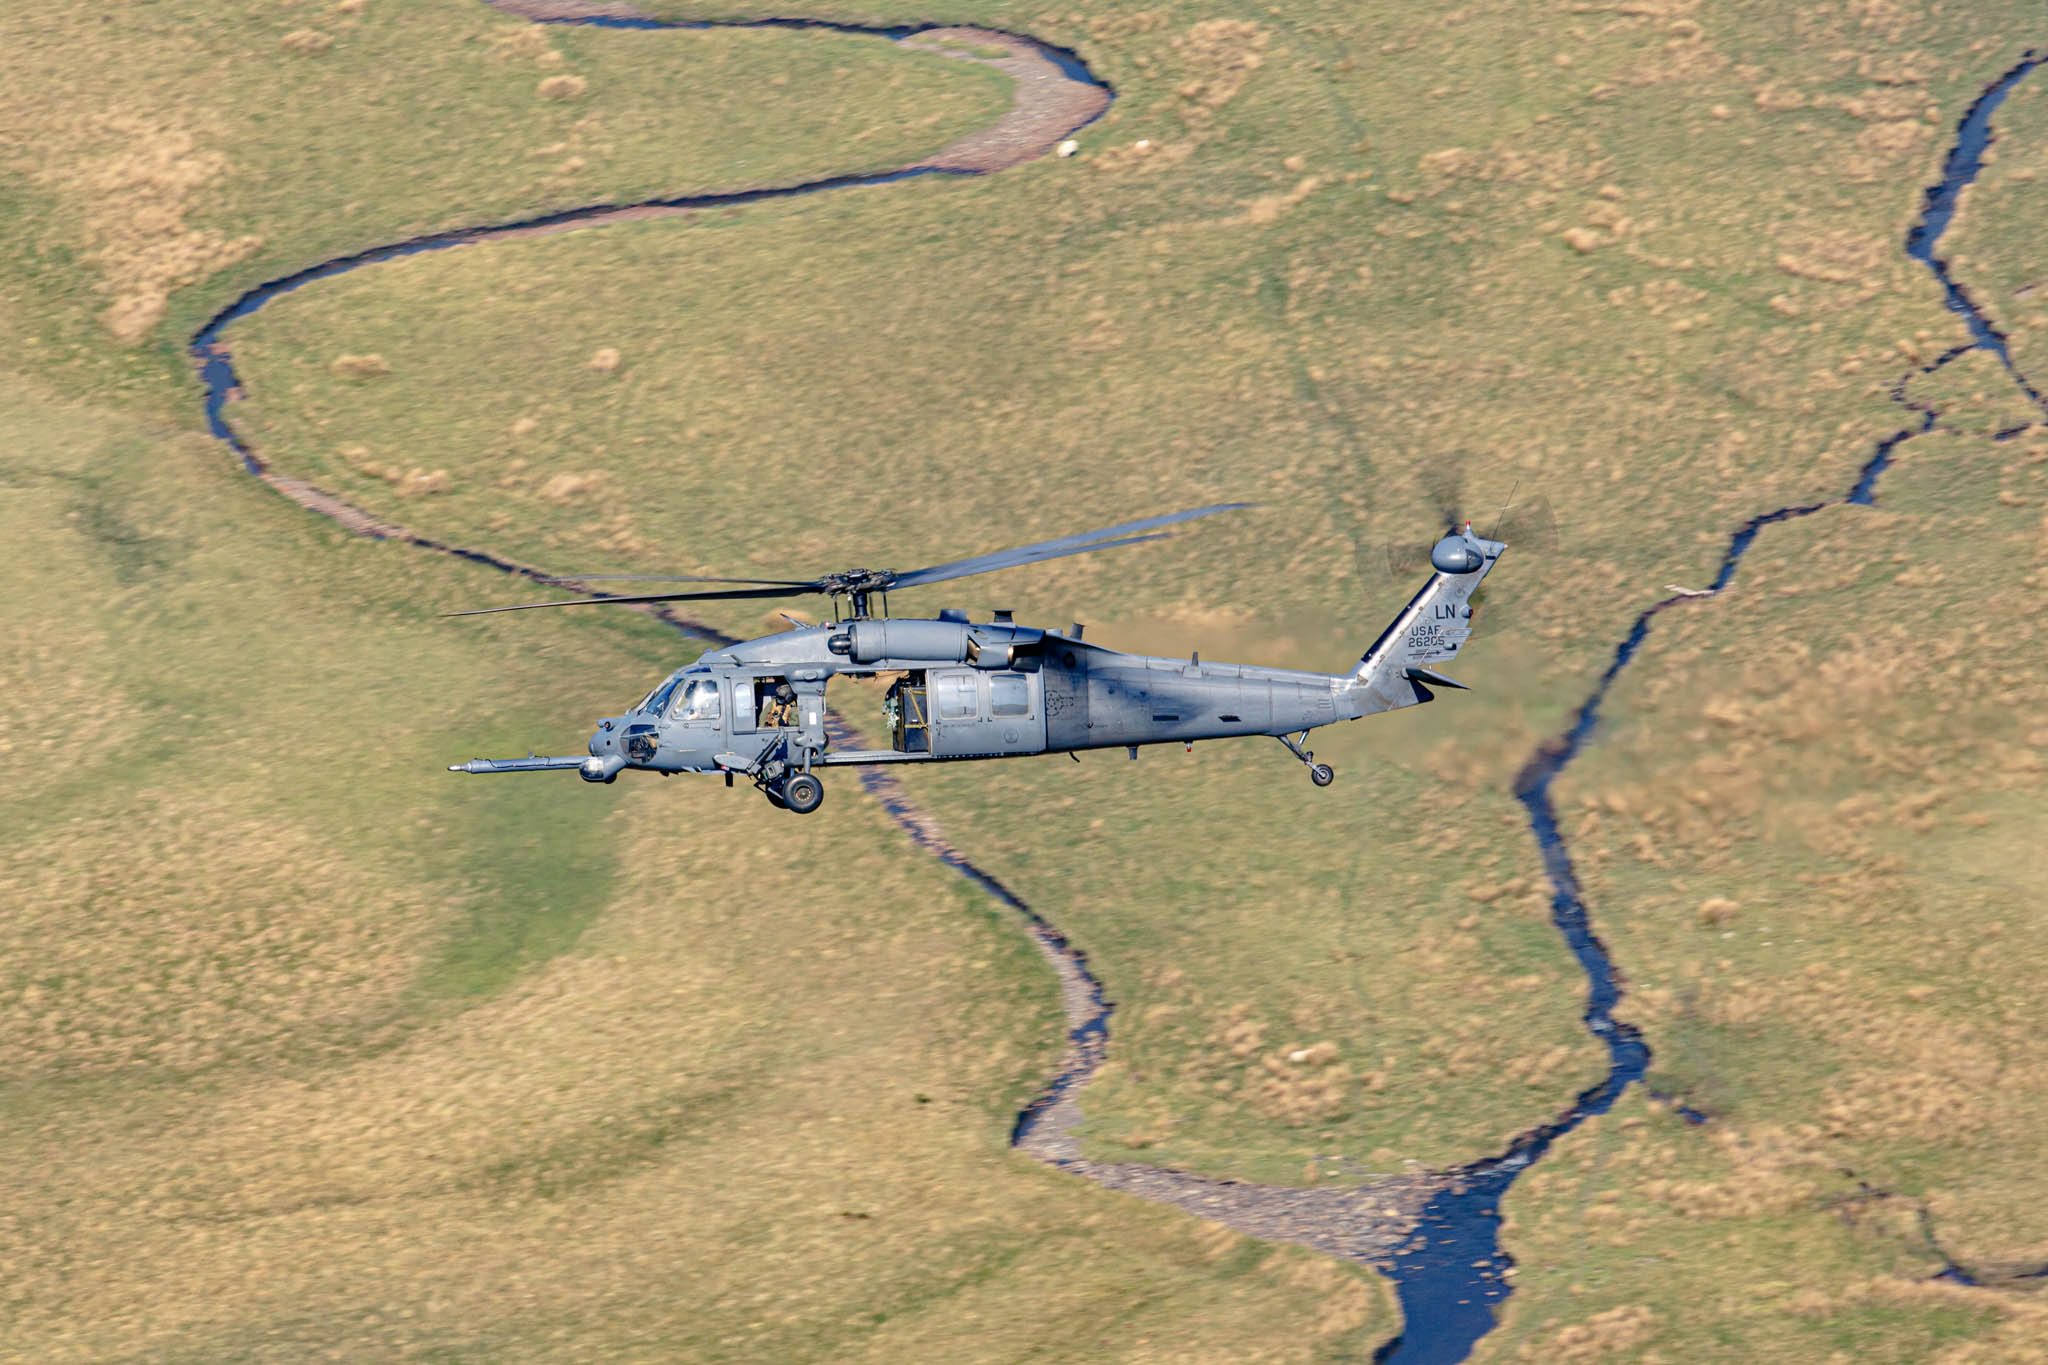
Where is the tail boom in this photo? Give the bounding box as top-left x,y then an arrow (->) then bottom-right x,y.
1342,526 -> 1505,718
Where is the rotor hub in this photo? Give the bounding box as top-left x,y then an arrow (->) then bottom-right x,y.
817,568 -> 900,618
819,568 -> 897,594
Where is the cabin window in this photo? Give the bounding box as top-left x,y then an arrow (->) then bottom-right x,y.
990,673 -> 1030,718
935,673 -> 979,720
676,679 -> 722,721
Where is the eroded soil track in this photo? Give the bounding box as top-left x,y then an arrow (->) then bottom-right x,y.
187,8 -> 2047,1361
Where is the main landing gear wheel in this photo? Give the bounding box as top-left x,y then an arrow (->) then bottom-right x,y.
780,772 -> 825,815
763,784 -> 788,810
1310,763 -> 1335,786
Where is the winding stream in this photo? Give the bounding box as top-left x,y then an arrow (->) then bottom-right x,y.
187,10 -> 2045,1361
1365,47 -> 2048,1364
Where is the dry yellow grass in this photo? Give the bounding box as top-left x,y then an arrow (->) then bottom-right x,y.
280,28 -> 336,56
1,799 -> 429,1076
12,0 -> 2048,1355
329,351 -> 390,379
52,116 -> 264,344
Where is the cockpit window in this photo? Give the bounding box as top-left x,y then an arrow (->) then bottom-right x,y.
676,679 -> 722,721
646,677 -> 682,717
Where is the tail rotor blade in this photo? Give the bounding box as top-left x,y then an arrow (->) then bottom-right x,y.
1492,494 -> 1558,552
1419,452 -> 1469,531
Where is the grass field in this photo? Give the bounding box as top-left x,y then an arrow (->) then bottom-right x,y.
219,0 -> 2046,1169
0,342 -> 1392,1362
0,3 -> 1386,1358
0,0 -> 1007,406
10,0 -> 2048,1356
1472,461 -> 2048,1357
1460,36 -> 2048,1352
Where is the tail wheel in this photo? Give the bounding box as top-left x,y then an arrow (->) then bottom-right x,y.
1309,763 -> 1335,787
781,772 -> 825,815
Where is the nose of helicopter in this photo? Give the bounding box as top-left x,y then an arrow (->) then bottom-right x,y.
588,717 -> 621,758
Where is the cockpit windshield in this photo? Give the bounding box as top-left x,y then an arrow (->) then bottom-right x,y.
644,676 -> 682,717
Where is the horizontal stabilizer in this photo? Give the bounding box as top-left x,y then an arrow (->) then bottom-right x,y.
1404,666 -> 1469,691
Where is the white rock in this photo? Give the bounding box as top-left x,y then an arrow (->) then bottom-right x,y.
1056,138 -> 1080,158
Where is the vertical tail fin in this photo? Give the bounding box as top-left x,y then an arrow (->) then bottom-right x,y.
1342,524 -> 1505,717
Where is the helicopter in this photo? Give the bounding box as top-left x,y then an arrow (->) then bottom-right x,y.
448,505 -> 1505,814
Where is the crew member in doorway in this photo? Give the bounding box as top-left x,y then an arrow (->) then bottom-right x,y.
760,681 -> 797,728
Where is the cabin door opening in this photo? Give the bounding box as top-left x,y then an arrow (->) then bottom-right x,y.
886,671 -> 929,753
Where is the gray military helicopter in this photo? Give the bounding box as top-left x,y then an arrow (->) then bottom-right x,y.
448,506 -> 1504,814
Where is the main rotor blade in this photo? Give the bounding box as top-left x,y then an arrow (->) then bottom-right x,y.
444,584 -> 816,617
888,503 -> 1256,591
541,574 -> 814,586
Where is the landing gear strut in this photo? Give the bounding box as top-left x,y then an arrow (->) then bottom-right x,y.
746,736 -> 824,815
753,746 -> 825,814
1278,731 -> 1335,787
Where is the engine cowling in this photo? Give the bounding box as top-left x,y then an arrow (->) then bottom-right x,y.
829,619 -> 1043,666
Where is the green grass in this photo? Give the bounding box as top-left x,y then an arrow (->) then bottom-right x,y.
1473,1096 -> 2015,1364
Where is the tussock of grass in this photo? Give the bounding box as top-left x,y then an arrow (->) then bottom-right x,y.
329,351 -> 390,379
54,116 -> 264,344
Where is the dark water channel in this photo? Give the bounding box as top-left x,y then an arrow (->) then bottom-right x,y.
186,13 -> 2042,1362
